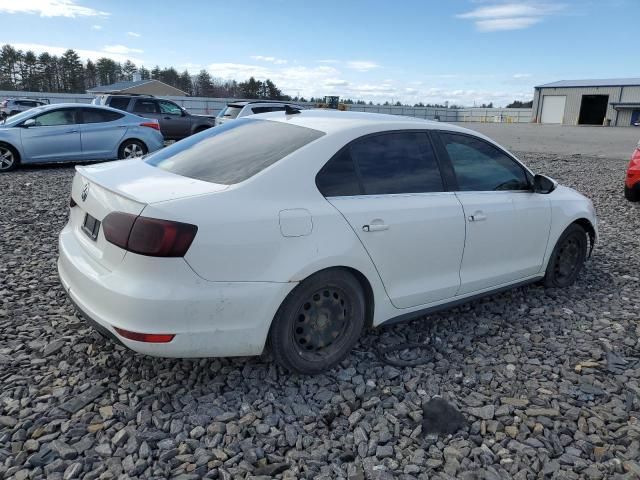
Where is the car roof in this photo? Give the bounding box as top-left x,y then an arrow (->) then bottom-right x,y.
22,103 -> 132,114
256,109 -> 483,137
228,100 -> 302,107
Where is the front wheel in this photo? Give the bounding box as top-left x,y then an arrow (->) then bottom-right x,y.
0,144 -> 18,172
269,270 -> 365,374
543,224 -> 588,288
118,139 -> 147,159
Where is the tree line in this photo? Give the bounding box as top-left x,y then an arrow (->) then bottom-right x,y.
0,44 -> 533,107
0,44 -> 290,100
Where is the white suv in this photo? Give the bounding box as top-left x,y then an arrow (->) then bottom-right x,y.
1,98 -> 49,119
216,100 -> 305,126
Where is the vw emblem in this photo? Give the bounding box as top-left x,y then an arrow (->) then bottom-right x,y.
81,183 -> 90,202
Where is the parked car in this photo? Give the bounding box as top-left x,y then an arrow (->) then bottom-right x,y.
92,94 -> 215,140
0,103 -> 164,172
0,97 -> 49,119
215,100 -> 305,126
624,139 -> 640,201
58,110 -> 597,374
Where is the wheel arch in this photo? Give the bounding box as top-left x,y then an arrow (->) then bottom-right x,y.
572,217 -> 596,256
281,265 -> 376,331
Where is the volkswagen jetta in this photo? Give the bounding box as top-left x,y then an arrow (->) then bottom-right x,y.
58,110 -> 597,374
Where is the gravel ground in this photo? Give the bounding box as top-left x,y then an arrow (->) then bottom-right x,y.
1,153 -> 639,480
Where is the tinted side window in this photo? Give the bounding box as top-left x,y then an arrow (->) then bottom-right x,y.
440,133 -> 530,191
252,106 -> 285,114
34,109 -> 77,126
133,99 -> 159,114
316,149 -> 361,196
108,97 -> 131,111
82,108 -> 124,123
350,132 -> 444,195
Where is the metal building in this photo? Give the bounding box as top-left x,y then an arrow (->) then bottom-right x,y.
531,78 -> 640,126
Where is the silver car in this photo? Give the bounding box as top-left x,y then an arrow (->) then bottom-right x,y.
0,103 -> 164,172
216,101 -> 305,126
0,98 -> 49,119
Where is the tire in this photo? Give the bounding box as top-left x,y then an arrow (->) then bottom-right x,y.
118,139 -> 147,159
0,143 -> 19,172
625,184 -> 640,202
269,269 -> 366,374
543,224 -> 588,288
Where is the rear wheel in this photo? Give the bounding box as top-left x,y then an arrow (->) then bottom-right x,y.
0,144 -> 18,172
118,139 -> 147,159
269,270 -> 365,374
544,224 -> 588,288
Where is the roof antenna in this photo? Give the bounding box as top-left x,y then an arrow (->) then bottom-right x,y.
285,105 -> 302,115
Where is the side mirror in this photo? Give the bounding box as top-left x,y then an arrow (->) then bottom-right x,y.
21,118 -> 36,128
533,174 -> 557,194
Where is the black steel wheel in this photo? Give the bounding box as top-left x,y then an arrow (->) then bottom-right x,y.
269,269 -> 365,374
544,224 -> 588,288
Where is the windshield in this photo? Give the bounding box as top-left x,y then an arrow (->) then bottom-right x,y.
221,105 -> 243,119
3,106 -> 49,126
145,118 -> 324,184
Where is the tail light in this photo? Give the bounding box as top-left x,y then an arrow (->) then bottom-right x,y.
140,121 -> 160,131
114,327 -> 175,343
103,212 -> 197,257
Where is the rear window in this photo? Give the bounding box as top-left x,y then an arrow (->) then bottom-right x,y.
145,118 -> 325,184
221,105 -> 243,118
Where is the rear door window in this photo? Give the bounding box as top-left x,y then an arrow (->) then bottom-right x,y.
145,118 -> 324,184
108,97 -> 131,111
350,132 -> 444,195
81,108 -> 124,123
133,99 -> 159,114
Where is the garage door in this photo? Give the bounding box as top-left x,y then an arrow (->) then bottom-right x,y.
541,95 -> 566,124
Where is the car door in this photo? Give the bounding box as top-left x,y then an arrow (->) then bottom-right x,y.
78,108 -> 127,159
132,98 -> 166,134
317,131 -> 466,309
434,131 -> 552,295
19,107 -> 82,161
157,100 -> 191,139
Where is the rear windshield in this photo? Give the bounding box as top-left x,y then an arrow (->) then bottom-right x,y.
145,118 -> 325,184
221,105 -> 243,118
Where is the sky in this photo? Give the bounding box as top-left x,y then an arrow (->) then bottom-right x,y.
0,0 -> 637,106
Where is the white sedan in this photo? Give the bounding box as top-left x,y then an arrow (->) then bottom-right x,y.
58,110 -> 597,374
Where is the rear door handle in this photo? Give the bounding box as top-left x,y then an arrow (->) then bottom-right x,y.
468,212 -> 487,222
362,224 -> 389,232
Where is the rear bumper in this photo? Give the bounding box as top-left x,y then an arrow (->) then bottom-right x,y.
58,223 -> 296,358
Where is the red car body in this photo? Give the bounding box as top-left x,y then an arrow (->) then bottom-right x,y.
625,140 -> 640,201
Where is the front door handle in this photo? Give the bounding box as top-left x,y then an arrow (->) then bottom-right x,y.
468,211 -> 487,222
362,224 -> 389,232
66,129 -> 80,134
164,116 -> 172,120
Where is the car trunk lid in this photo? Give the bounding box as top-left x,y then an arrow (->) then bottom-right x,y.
70,160 -> 228,270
